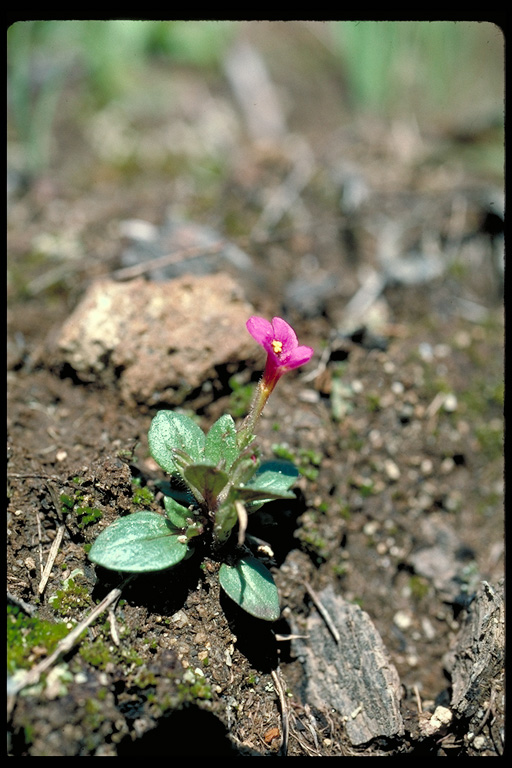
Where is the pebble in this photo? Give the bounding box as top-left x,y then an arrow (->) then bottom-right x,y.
384,459 -> 401,481
443,393 -> 458,412
472,735 -> 487,750
393,610 -> 412,630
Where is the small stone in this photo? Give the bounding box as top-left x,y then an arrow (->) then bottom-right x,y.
419,705 -> 453,737
384,459 -> 401,481
393,610 -> 412,630
472,735 -> 487,750
443,393 -> 458,412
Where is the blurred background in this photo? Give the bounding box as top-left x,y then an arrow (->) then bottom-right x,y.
7,20 -> 504,326
7,21 -> 503,177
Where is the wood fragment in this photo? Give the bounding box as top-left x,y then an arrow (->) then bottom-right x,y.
445,579 -> 504,720
291,584 -> 404,746
38,525 -> 64,594
108,606 -> 121,646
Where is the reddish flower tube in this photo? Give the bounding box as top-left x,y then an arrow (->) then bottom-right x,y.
237,316 -> 314,448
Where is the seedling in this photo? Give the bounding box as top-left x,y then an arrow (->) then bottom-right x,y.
89,316 -> 314,621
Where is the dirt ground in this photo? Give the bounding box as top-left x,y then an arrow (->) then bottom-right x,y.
7,24 -> 504,756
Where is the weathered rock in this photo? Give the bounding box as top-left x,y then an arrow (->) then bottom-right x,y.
444,579 -> 504,720
291,584 -> 404,747
53,273 -> 255,407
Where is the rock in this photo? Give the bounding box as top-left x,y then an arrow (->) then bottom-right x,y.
408,516 -> 479,606
53,273 -> 255,407
291,584 -> 404,747
418,705 -> 453,738
444,579 -> 504,720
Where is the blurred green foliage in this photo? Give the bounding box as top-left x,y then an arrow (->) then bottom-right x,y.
7,20 -> 504,177
7,20 -> 236,174
329,21 -> 504,119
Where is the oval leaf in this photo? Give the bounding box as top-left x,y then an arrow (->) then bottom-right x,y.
163,495 -> 192,528
148,410 -> 205,476
248,460 -> 299,495
204,414 -> 239,470
183,464 -> 229,501
219,556 -> 280,621
89,511 -> 189,572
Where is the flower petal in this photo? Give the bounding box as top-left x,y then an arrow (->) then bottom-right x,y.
271,317 -> 298,354
246,316 -> 274,349
282,345 -> 314,370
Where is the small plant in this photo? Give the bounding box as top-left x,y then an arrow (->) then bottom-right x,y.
89,316 -> 314,621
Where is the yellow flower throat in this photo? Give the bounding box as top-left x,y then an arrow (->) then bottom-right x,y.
271,339 -> 283,355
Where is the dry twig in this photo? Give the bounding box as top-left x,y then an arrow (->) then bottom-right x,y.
271,668 -> 289,757
8,576 -> 134,704
303,580 -> 340,645
38,526 -> 65,595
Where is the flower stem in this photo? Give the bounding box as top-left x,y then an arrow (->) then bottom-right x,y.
236,377 -> 274,450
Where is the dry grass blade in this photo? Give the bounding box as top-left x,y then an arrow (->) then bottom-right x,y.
271,668 -> 289,756
37,525 -> 64,594
303,581 -> 340,645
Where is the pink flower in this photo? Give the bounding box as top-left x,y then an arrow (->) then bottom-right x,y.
246,316 -> 314,395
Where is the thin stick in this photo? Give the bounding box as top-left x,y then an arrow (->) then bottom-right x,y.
112,241 -> 225,281
38,526 -> 65,594
8,577 -> 134,700
303,581 -> 340,645
413,684 -> 423,713
36,512 -> 44,579
271,668 -> 289,757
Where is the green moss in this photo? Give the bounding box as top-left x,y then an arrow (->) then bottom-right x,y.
131,478 -> 155,506
272,443 -> 295,462
474,422 -> 503,461
331,561 -> 348,578
271,443 -> 322,481
7,604 -> 69,673
177,668 -> 212,702
408,575 -> 430,601
365,392 -> 381,412
49,570 -> 91,616
75,506 -> 103,528
78,637 -> 114,670
60,491 -> 102,528
297,522 -> 329,562
132,668 -> 158,689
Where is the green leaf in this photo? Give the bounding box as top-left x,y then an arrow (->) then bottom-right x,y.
204,414 -> 239,470
238,460 -> 299,510
213,501 -> 238,543
219,556 -> 280,621
148,411 -> 205,476
248,460 -> 299,495
163,495 -> 192,528
89,511 -> 189,573
183,464 -> 229,502
231,486 -> 295,506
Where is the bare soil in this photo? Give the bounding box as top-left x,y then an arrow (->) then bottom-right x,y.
7,25 -> 504,756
